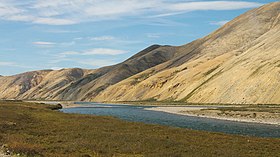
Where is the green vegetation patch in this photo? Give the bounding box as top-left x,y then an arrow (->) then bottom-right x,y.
0,101 -> 280,157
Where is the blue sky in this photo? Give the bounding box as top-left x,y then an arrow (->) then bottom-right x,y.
0,0 -> 277,76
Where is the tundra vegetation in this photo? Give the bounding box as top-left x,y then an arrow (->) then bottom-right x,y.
0,101 -> 280,157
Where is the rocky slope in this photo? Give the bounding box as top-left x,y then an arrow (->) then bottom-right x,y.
0,2 -> 279,104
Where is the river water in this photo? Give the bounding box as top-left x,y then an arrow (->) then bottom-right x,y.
60,102 -> 280,138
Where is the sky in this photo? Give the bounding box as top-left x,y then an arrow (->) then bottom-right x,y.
0,0 -> 277,76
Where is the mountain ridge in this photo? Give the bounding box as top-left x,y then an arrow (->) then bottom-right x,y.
93,1 -> 280,104
0,1 -> 279,104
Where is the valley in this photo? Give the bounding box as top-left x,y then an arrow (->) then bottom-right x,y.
1,1 -> 280,157
0,2 -> 279,104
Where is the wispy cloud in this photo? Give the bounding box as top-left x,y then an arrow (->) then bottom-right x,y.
167,1 -> 262,11
0,62 -> 16,66
83,48 -> 127,55
59,51 -> 80,56
146,33 -> 161,38
43,29 -> 80,34
48,56 -> 118,68
50,67 -> 64,70
76,59 -> 118,67
61,48 -> 128,56
32,41 -> 76,48
82,36 -> 142,47
0,61 -> 31,68
149,12 -> 185,18
50,48 -> 127,68
33,17 -> 76,25
33,41 -> 56,45
32,41 -> 56,48
0,0 -> 262,25
90,36 -> 116,41
210,20 -> 230,26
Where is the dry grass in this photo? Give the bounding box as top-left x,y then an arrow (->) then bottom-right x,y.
0,100 -> 280,157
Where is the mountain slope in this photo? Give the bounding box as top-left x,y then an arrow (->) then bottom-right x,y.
0,45 -> 178,100
0,2 -> 279,104
93,2 -> 280,104
51,45 -> 177,101
17,68 -> 92,100
0,70 -> 52,99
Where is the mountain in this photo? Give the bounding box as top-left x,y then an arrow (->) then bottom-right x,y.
0,45 -> 177,100
0,2 -> 279,104
50,45 -> 177,101
93,1 -> 280,104
0,70 -> 52,99
0,69 -> 90,100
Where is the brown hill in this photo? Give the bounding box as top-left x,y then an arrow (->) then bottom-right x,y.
0,2 -> 279,104
17,68 -> 92,100
0,70 -> 52,99
94,2 -> 280,104
50,45 -> 177,101
0,45 -> 177,100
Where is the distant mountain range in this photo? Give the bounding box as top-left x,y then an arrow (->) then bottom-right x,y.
0,2 -> 279,104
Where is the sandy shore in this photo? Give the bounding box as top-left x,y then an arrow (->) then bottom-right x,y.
145,106 -> 280,126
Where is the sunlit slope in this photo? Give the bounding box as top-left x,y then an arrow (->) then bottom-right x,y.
0,2 -> 279,104
0,69 -> 91,100
0,45 -> 178,100
52,45 -> 177,101
94,2 -> 280,104
0,70 -> 52,99
18,68 -> 92,100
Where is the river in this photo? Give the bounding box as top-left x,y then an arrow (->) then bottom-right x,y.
60,102 -> 280,138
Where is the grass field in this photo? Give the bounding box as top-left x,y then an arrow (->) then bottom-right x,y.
0,101 -> 280,157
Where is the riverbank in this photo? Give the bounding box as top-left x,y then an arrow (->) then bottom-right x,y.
145,106 -> 280,126
35,100 -> 280,126
25,100 -> 82,108
1,100 -> 280,156
53,100 -> 280,126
